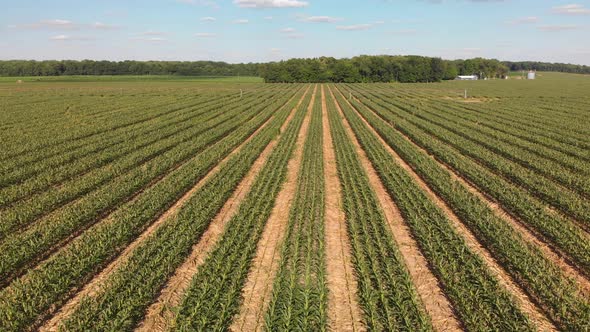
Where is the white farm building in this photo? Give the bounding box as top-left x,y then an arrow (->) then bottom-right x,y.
456,75 -> 478,81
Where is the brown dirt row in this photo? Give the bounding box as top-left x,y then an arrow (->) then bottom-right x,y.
39,87 -> 306,332
3,99 -> 278,290
342,88 -> 557,331
322,85 -> 366,332
396,131 -> 590,298
351,90 -> 590,294
136,85 -> 312,332
328,86 -> 462,332
229,85 -> 317,332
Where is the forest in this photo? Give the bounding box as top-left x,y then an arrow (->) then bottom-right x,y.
0,56 -> 588,83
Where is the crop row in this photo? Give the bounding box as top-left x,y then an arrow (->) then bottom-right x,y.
353,85 -> 590,207
169,86 -> 313,331
0,92 -> 202,166
386,86 -> 590,154
410,92 -> 590,168
0,86 -> 289,284
0,87 -> 285,234
325,86 -> 432,331
0,86 -> 271,184
330,86 -> 536,331
347,85 -> 590,274
336,85 -> 590,330
0,90 -> 236,187
0,85 -> 258,166
0,85 -> 305,332
56,86 -> 309,331
265,86 -> 327,331
429,91 -> 590,153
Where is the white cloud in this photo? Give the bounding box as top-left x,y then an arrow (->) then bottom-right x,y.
200,17 -> 216,22
508,16 -> 539,24
140,30 -> 165,36
49,34 -> 93,41
336,24 -> 373,31
195,32 -> 217,37
389,29 -> 418,35
92,22 -> 120,30
538,24 -> 580,31
12,19 -> 121,31
49,34 -> 70,40
301,16 -> 342,23
12,19 -> 77,30
234,0 -> 308,8
285,33 -> 304,39
279,27 -> 303,38
552,4 -> 590,15
374,20 -> 386,25
264,16 -> 274,20
233,19 -> 250,24
132,36 -> 167,42
176,0 -> 219,8
42,19 -> 73,26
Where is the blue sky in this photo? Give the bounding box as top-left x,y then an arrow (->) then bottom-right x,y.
1,0 -> 589,64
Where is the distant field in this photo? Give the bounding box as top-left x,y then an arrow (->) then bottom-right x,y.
0,75 -> 264,83
0,73 -> 589,331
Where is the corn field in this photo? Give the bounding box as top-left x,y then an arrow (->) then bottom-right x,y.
0,74 -> 589,331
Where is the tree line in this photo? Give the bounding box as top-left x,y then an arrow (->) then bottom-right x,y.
0,56 -> 588,82
0,60 -> 260,77
503,61 -> 590,75
259,56 -> 509,83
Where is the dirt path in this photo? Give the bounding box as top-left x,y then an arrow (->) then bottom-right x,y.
321,85 -> 365,332
229,85 -> 316,332
338,87 -> 557,332
135,85 -> 311,332
396,128 -> 590,298
40,88 -> 306,332
328,86 -> 462,332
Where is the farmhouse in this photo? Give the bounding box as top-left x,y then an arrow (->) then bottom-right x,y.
456,75 -> 478,81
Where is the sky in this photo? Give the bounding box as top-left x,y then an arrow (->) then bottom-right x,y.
1,0 -> 589,65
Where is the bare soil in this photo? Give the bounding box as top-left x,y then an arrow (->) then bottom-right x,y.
347,90 -> 557,331
40,89 -> 305,332
135,85 -> 312,332
330,86 -> 462,332
229,85 -> 316,332
322,85 -> 366,332
399,131 -> 590,298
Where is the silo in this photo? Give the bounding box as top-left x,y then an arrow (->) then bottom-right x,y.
527,71 -> 536,80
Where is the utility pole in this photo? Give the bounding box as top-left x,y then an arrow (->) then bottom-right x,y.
464,89 -> 467,99
240,89 -> 243,98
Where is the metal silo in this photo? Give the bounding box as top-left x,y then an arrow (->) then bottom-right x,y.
527,71 -> 536,80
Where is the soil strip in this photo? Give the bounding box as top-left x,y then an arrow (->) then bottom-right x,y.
329,86 -> 462,332
135,85 -> 311,332
322,85 -> 366,332
39,88 -> 305,332
229,85 -> 316,332
340,88 -> 557,331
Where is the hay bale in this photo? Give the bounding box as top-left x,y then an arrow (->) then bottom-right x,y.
16,80 -> 23,84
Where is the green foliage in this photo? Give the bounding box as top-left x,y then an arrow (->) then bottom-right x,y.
172,85 -> 312,331
265,87 -> 328,331
325,86 -> 432,331
59,87 -> 305,332
505,61 -> 590,74
0,85 -> 298,331
332,86 -> 534,331
341,83 -> 590,330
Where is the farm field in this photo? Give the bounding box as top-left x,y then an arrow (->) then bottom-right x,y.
0,73 -> 589,331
